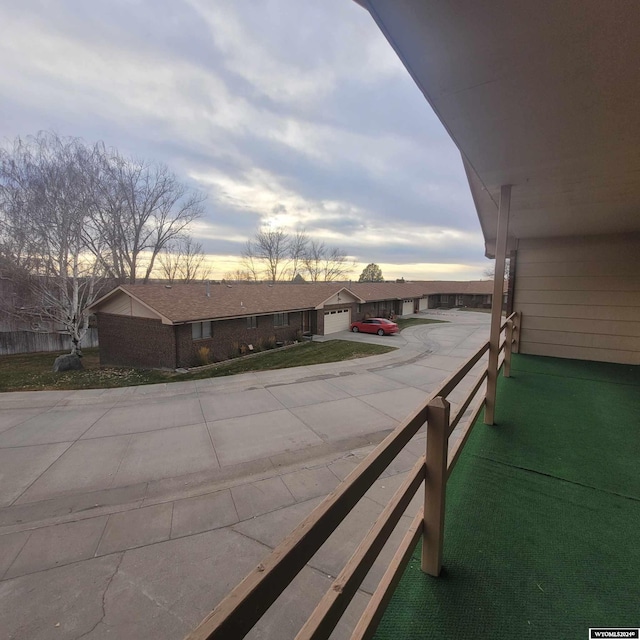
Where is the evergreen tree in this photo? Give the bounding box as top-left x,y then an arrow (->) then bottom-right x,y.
358,263 -> 384,282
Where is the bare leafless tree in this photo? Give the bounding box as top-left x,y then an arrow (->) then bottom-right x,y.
242,227 -> 291,283
0,132 -> 109,353
322,246 -> 353,282
1,132 -> 207,352
223,268 -> 254,283
241,227 -> 353,283
239,249 -> 261,282
289,229 -> 309,280
156,245 -> 180,284
302,240 -> 326,282
483,259 -> 510,281
96,154 -> 206,284
302,240 -> 353,282
157,236 -> 211,283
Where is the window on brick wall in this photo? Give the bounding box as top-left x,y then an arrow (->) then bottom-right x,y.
192,321 -> 212,340
247,316 -> 257,329
273,312 -> 289,327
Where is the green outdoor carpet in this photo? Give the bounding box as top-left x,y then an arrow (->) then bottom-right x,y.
373,354 -> 640,640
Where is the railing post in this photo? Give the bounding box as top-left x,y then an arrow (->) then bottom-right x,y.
503,319 -> 514,378
422,396 -> 450,577
485,184 -> 511,425
513,311 -> 520,354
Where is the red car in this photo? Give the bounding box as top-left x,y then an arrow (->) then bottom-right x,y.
350,318 -> 399,336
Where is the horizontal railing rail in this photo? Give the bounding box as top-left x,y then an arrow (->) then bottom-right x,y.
184,312 -> 520,640
296,456 -> 426,639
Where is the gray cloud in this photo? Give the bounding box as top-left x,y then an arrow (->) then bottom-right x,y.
0,0 -> 488,279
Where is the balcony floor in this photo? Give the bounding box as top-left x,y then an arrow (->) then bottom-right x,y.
374,354 -> 640,640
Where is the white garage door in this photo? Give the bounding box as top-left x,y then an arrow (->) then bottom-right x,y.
402,299 -> 413,316
324,308 -> 351,334
419,297 -> 429,311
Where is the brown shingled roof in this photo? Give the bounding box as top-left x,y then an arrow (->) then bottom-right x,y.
95,283 -> 354,324
90,280 -> 502,324
419,280 -> 500,295
349,280 -> 497,301
348,282 -> 428,301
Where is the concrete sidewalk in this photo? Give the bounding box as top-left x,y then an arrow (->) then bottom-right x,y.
0,311 -> 490,640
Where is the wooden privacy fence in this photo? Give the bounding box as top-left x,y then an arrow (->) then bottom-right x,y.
0,329 -> 99,356
185,312 -> 521,640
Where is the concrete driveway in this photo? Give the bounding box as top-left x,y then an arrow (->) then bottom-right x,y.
0,310 -> 489,640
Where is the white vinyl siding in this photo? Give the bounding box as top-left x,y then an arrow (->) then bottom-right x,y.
514,234 -> 640,365
323,308 -> 351,334
99,291 -> 160,319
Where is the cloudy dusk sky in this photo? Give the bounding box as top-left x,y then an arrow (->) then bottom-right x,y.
0,0 -> 490,281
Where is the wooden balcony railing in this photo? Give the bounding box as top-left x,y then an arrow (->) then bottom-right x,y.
185,312 -> 521,640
